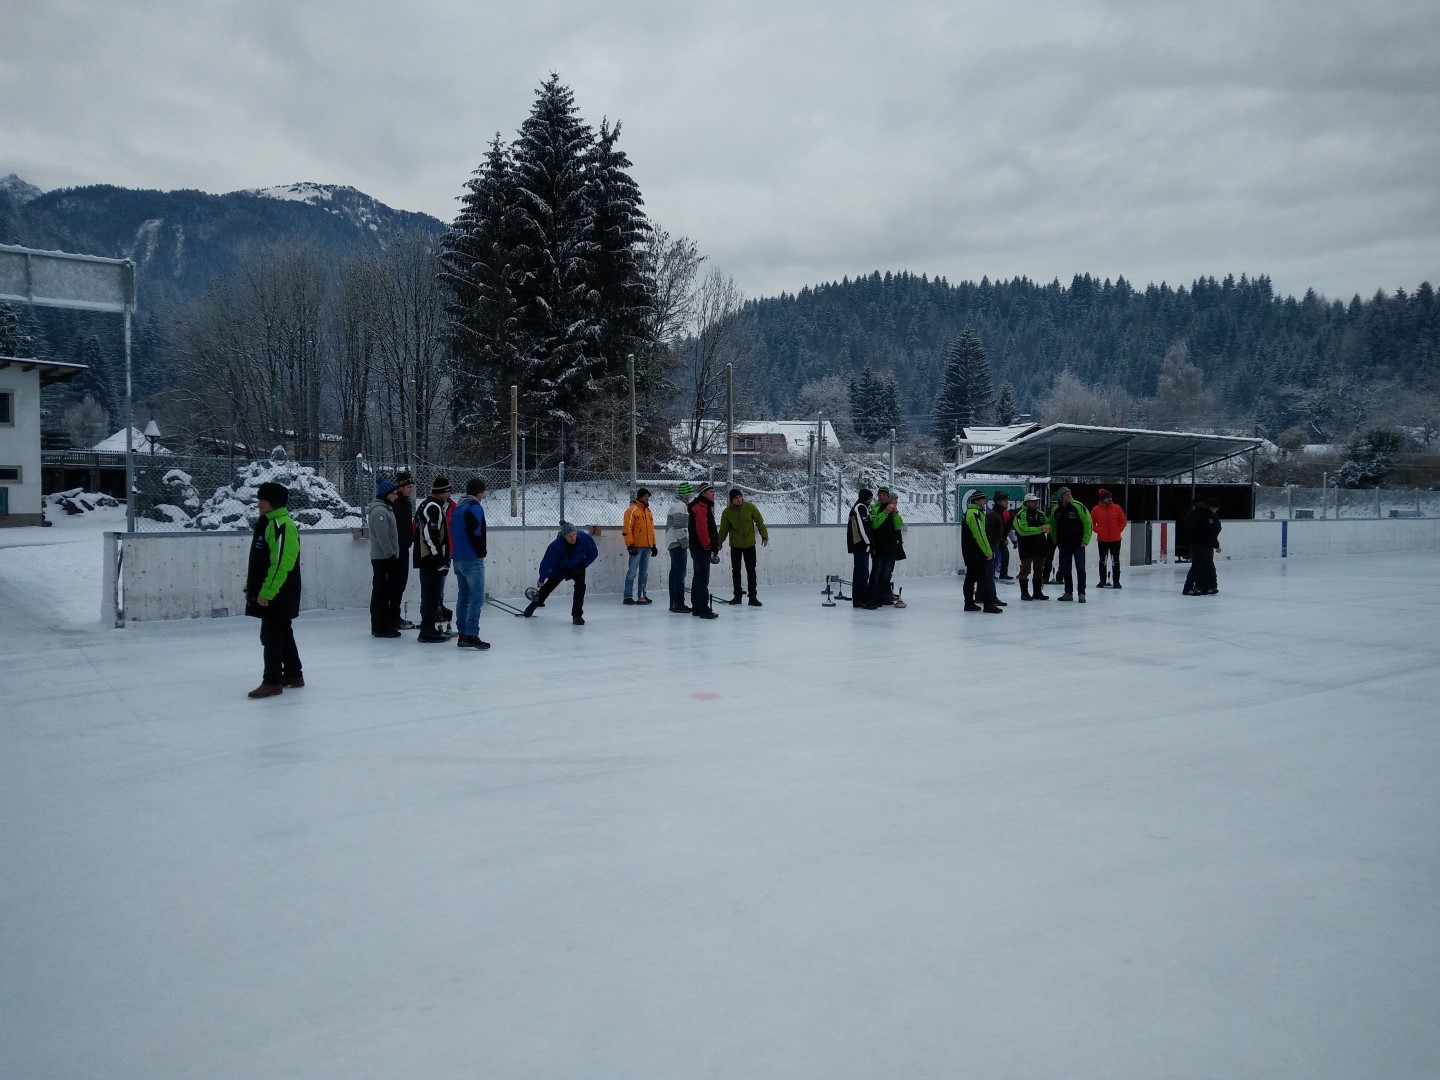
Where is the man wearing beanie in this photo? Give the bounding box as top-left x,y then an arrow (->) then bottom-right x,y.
244,482 -> 303,697
1012,492 -> 1052,600
664,482 -> 694,612
686,482 -> 721,619
368,479 -> 403,638
525,522 -> 599,624
718,487 -> 769,606
450,477 -> 490,650
390,470 -> 417,628
962,489 -> 1002,613
622,487 -> 657,605
847,488 -> 874,609
414,477 -> 454,641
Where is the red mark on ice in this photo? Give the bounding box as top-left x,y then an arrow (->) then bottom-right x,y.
690,692 -> 723,700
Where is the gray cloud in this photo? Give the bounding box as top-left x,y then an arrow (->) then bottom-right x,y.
5,0 -> 1437,303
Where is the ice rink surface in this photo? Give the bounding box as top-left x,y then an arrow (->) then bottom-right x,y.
3,538 -> 1439,1079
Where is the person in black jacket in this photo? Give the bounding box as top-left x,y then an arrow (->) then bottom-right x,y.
244,482 -> 303,698
390,470 -> 416,629
413,477 -> 453,642
847,488 -> 874,609
1183,497 -> 1222,595
687,482 -> 721,619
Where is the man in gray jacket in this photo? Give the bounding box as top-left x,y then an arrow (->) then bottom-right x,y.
369,479 -> 403,637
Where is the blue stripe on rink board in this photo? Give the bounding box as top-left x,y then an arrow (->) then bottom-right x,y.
1282,519 -> 1288,558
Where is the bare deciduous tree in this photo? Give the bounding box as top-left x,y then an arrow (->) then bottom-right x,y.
681,270 -> 753,456
1037,370 -> 1134,426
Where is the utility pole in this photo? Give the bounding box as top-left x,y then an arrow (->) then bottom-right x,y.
888,427 -> 896,488
725,362 -> 734,490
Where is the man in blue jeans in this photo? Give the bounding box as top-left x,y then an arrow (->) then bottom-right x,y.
450,476 -> 490,650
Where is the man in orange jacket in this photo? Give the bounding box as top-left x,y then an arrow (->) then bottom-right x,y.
1092,488 -> 1128,588
622,488 -> 658,605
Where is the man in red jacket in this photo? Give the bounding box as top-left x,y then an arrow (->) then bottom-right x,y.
1092,488 -> 1129,588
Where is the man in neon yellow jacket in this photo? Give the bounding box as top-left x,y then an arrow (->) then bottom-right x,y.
244,481 -> 303,698
1047,486 -> 1093,602
961,490 -> 1001,612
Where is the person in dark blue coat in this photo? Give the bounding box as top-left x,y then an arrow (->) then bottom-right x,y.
524,521 -> 599,625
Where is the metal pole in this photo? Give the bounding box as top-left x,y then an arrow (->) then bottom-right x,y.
409,377 -> 417,467
521,433 -> 527,526
1190,445 -> 1197,503
558,460 -> 566,526
725,363 -> 734,491
628,355 -> 637,486
1124,443 -> 1131,513
124,302 -> 134,533
816,411 -> 825,522
1376,485 -> 1381,519
510,385 -> 519,518
1287,483 -> 1293,520
1322,471 -> 1328,519
836,462 -> 843,524
888,427 -> 896,488
807,432 -> 816,525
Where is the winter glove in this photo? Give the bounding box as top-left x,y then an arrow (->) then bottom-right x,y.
711,553 -> 720,564
650,546 -> 659,557
628,546 -> 638,555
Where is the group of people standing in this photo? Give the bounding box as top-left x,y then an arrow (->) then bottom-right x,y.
845,487 -> 908,609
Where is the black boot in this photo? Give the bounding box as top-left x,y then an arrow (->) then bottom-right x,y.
1020,581 -> 1032,601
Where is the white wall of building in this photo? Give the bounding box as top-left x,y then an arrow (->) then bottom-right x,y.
0,365 -> 43,525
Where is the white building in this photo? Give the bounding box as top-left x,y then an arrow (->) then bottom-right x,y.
671,419 -> 842,458
0,356 -> 88,525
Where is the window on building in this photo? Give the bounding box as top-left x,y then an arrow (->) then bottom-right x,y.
0,466 -> 19,482
736,436 -> 757,450
0,391 -> 13,426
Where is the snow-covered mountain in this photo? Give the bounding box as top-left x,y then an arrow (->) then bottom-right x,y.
0,172 -> 43,205
236,181 -> 429,237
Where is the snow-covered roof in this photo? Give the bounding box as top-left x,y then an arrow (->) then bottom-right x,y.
960,423 -> 1040,444
92,428 -> 172,454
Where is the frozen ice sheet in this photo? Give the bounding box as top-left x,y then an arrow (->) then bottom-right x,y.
3,549 -> 1439,1079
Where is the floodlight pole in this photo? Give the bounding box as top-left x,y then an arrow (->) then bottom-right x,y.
888,427 -> 896,488
627,354 -> 637,487
725,363 -> 734,490
510,385 -> 519,518
123,271 -> 135,533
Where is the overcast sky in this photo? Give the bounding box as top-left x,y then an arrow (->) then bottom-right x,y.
6,0 -> 1439,303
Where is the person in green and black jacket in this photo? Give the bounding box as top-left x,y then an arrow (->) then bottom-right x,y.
244,481 -> 303,698
1011,491 -> 1051,601
868,488 -> 902,605
962,490 -> 1001,613
1048,486 -> 1093,602
719,488 -> 769,606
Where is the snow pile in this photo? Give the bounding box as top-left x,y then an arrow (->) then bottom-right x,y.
153,460 -> 362,531
47,488 -> 122,515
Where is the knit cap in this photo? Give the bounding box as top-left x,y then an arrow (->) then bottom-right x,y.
256,481 -> 289,506
376,478 -> 397,498
677,482 -> 695,496
558,520 -> 577,537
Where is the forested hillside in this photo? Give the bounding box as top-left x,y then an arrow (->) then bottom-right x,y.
744,271 -> 1440,441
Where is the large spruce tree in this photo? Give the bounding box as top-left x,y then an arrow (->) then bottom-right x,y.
932,327 -> 993,441
441,75 -> 657,463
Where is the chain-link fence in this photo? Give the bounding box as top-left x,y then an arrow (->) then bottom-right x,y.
1254,485 -> 1437,520
118,453 -> 963,531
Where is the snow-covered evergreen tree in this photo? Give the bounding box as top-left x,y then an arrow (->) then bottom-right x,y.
440,134 -> 528,456
509,74 -> 602,432
993,381 -> 1018,425
932,327 -> 993,441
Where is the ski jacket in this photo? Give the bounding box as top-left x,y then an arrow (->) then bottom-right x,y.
1012,505 -> 1050,559
1049,499 -> 1093,548
687,495 -> 719,555
718,500 -> 769,549
451,495 -> 487,560
538,531 -> 598,580
1091,501 -> 1128,543
368,498 -> 399,560
664,498 -> 690,551
1182,505 -> 1222,550
623,500 -> 657,550
962,503 -> 993,564
393,494 -> 414,553
245,507 -> 302,619
869,502 -> 903,557
985,505 -> 1010,552
414,496 -> 452,569
847,500 -> 873,553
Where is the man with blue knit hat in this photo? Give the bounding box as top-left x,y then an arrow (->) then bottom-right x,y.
368,478 -> 403,638
524,521 -> 599,625
451,477 -> 490,650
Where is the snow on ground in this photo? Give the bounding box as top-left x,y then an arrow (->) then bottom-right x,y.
3,519 -> 1439,1079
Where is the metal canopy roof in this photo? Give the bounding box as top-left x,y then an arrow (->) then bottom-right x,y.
954,424 -> 1262,480
0,356 -> 90,386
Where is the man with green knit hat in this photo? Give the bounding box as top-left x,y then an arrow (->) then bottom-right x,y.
524,522 -> 599,625
718,488 -> 769,606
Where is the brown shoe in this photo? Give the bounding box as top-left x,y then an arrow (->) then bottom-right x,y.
282,676 -> 305,688
248,683 -> 284,699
